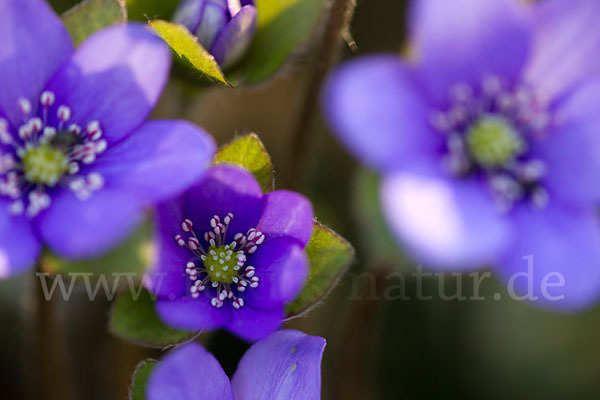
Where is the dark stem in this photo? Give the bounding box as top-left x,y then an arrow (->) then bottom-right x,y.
34,266 -> 76,400
286,0 -> 357,189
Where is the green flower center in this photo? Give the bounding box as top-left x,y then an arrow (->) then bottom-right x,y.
467,116 -> 525,168
203,245 -> 239,283
21,144 -> 69,186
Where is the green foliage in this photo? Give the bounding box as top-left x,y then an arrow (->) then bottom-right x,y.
126,0 -> 178,21
234,0 -> 328,83
149,20 -> 230,86
353,168 -> 407,263
129,359 -> 157,400
41,219 -> 154,278
286,221 -> 355,317
61,0 -> 127,46
110,289 -> 197,348
214,133 -> 274,192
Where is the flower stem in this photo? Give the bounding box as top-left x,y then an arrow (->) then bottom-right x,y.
34,265 -> 76,400
287,0 -> 357,189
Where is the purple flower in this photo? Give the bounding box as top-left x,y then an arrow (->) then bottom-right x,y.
148,165 -> 314,342
0,0 -> 216,278
323,0 -> 600,309
147,329 -> 326,400
173,0 -> 257,69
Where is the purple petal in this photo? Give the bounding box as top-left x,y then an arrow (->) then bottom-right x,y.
322,56 -> 440,171
44,24 -> 171,145
184,165 -> 263,242
531,78 -> 600,206
381,166 -> 511,270
155,292 -> 230,332
524,0 -> 600,101
211,5 -> 257,69
256,190 -> 314,247
244,238 -> 309,309
411,0 -> 531,104
0,204 -> 41,278
173,0 -> 207,33
232,330 -> 326,400
91,120 -> 216,204
195,0 -> 229,50
147,198 -> 191,299
148,343 -> 234,400
0,0 -> 73,126
225,305 -> 284,342
36,189 -> 143,259
497,204 -> 600,311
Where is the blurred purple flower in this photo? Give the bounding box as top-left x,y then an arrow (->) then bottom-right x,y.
148,165 -> 313,342
174,0 -> 257,69
147,329 -> 326,400
0,0 -> 216,278
323,0 -> 600,309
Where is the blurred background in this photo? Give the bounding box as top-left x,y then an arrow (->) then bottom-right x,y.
2,0 -> 600,399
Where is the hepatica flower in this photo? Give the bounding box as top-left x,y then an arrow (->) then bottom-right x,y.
0,0 -> 216,277
149,165 -> 313,342
173,0 -> 257,69
324,0 -> 600,309
147,330 -> 326,400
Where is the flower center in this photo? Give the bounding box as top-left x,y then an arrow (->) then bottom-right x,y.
174,212 -> 263,309
22,143 -> 68,186
430,76 -> 552,211
0,93 -> 108,218
204,244 -> 239,283
466,116 -> 524,168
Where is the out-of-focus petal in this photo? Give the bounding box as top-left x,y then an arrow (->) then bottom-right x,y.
232,330 -> 326,400
173,0 -> 207,33
92,120 -> 216,204
37,189 -> 143,259
147,343 -> 234,400
196,0 -> 229,49
0,0 -> 73,126
44,24 -> 171,144
532,78 -> 600,206
498,204 -> 600,311
525,0 -> 600,101
411,0 -> 531,105
381,166 -> 511,270
322,56 -> 440,171
0,204 -> 40,277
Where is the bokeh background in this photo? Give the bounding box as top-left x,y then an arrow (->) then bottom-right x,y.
2,0 -> 600,399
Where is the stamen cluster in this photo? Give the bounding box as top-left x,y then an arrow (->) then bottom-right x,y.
174,212 -> 264,309
430,76 -> 552,210
0,92 -> 107,217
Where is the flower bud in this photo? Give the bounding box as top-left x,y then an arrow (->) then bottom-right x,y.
174,0 -> 257,69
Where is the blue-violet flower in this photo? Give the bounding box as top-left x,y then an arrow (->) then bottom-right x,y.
173,0 -> 257,69
148,165 -> 314,342
147,329 -> 326,400
323,0 -> 600,309
0,0 -> 216,277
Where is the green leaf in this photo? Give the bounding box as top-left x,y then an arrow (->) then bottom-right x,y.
41,218 -> 154,279
62,0 -> 127,46
234,0 -> 328,83
214,133 -> 274,192
129,359 -> 157,400
286,221 -> 355,317
149,20 -> 230,86
110,289 -> 197,348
